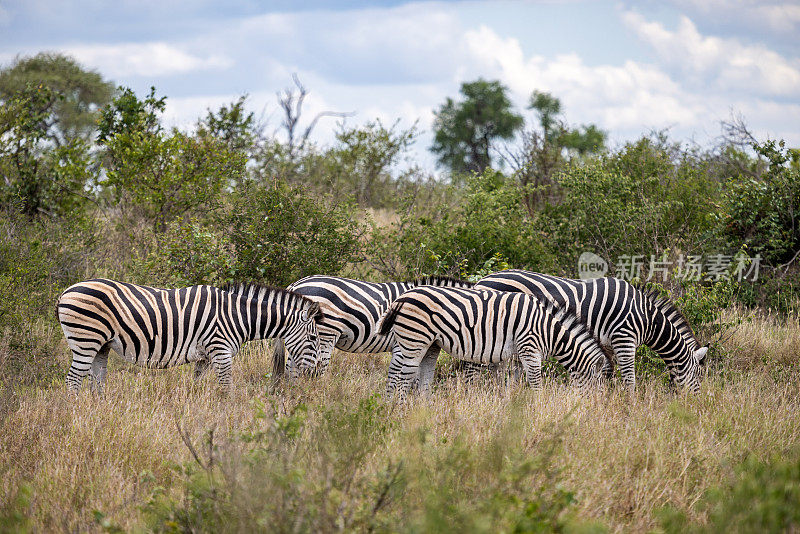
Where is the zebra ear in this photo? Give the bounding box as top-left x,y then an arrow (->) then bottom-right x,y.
308,302 -> 322,320
695,346 -> 708,365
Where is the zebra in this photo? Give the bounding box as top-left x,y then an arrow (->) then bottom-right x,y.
377,286 -> 608,398
474,270 -> 708,392
272,275 -> 474,377
56,279 -> 323,391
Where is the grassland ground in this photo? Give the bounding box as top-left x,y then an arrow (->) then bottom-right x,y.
1,308 -> 799,533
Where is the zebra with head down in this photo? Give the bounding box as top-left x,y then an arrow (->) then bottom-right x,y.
475,270 -> 708,392
57,279 -> 323,392
378,285 -> 607,399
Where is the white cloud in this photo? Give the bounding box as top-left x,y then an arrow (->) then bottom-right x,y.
622,10 -> 800,96
664,0 -> 800,35
462,26 -> 703,133
65,42 -> 232,77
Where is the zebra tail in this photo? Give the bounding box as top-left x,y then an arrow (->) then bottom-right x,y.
272,338 -> 286,377
378,301 -> 404,337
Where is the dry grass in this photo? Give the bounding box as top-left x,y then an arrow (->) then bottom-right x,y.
1,309 -> 799,532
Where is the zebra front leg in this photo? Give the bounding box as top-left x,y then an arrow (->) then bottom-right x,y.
386,344 -> 425,401
517,347 -> 544,390
313,335 -> 339,377
89,343 -> 111,393
194,359 -> 210,381
212,353 -> 235,392
611,337 -> 637,393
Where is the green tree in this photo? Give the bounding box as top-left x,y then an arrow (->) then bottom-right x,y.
721,139 -> 800,266
542,136 -> 717,273
510,91 -> 606,213
0,84 -> 95,217
527,90 -> 606,155
196,95 -> 258,155
366,169 -> 555,278
0,53 -> 114,145
327,119 -> 418,207
98,87 -> 246,231
431,79 -> 523,175
529,90 -> 561,142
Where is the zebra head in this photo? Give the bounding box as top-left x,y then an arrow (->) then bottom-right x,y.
642,289 -> 708,393
283,300 -> 323,379
540,300 -> 607,391
670,344 -> 708,393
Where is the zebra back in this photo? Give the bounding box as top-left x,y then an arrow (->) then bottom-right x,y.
273,274 -> 473,377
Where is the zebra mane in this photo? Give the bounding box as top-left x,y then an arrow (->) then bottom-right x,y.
640,288 -> 699,347
408,275 -> 475,288
220,282 -> 318,310
537,297 -> 604,349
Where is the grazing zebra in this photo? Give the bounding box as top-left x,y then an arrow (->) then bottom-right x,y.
475,270 -> 708,392
57,279 -> 323,391
378,286 -> 607,398
272,275 -> 474,377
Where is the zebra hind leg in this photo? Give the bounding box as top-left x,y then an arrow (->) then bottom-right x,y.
65,338 -> 107,393
610,337 -> 637,394
517,348 -> 544,390
386,344 -> 425,401
88,343 -> 111,394
212,353 -> 234,393
194,359 -> 210,381
313,336 -> 338,377
416,345 -> 441,395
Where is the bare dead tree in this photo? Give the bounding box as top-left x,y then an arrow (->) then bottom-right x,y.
277,74 -> 354,160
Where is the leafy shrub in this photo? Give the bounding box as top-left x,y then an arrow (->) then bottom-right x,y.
660,449 -> 800,533
366,169 -> 556,278
721,139 -> 800,266
0,207 -> 98,385
144,395 -> 398,533
98,87 -> 246,231
0,85 -> 96,218
144,397 -> 602,534
543,137 -> 719,273
222,179 -> 362,287
127,218 -> 234,287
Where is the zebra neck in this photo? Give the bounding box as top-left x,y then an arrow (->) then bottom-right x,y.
643,304 -> 686,358
236,292 -> 295,342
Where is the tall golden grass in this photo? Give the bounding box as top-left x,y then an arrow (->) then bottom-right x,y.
0,308 -> 798,532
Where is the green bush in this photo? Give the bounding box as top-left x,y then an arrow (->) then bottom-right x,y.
660,449 -> 800,533
543,137 -> 719,273
144,398 -> 601,534
721,139 -> 800,266
98,87 -> 246,232
0,85 -> 96,218
366,169 -> 556,279
0,207 -> 98,384
127,218 -> 234,287
221,179 -> 362,287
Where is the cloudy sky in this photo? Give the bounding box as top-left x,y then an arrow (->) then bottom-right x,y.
1,0 -> 798,169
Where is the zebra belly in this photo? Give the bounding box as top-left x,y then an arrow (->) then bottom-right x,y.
435,335 -> 512,365
112,336 -> 208,369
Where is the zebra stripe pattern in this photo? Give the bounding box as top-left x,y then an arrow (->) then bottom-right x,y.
475,270 -> 708,392
378,286 -> 607,398
273,275 -> 475,377
57,279 -> 322,391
